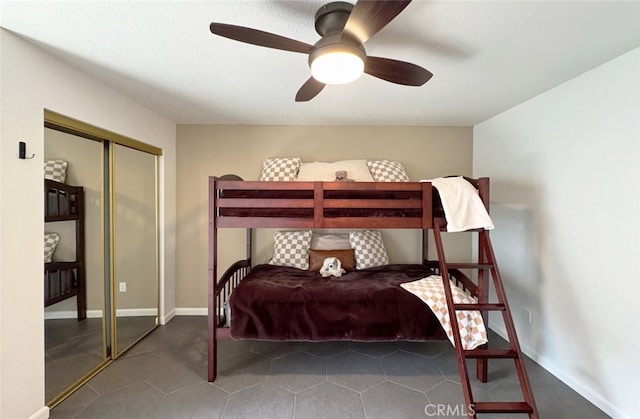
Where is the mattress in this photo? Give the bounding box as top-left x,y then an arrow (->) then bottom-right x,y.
229,263 -> 447,342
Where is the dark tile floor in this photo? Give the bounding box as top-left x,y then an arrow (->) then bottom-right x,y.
50,316 -> 609,419
46,316 -> 157,403
45,318 -> 104,402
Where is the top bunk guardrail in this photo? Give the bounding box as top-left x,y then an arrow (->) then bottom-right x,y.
209,177 -> 434,229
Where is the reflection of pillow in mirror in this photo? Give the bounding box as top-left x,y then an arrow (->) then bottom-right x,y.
44,160 -> 68,183
44,233 -> 60,263
309,249 -> 355,271
297,160 -> 374,182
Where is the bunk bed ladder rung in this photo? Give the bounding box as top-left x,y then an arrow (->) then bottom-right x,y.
455,303 -> 505,311
432,218 -> 539,419
462,349 -> 517,359
473,401 -> 534,414
445,262 -> 494,270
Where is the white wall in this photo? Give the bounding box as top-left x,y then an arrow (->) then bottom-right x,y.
474,48 -> 640,419
0,30 -> 176,419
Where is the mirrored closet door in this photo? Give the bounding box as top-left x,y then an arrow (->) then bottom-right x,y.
44,111 -> 161,407
44,127 -> 106,404
112,143 -> 159,356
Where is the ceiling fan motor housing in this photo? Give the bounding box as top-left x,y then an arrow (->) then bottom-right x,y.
311,2 -> 366,72
315,2 -> 354,36
309,33 -> 366,66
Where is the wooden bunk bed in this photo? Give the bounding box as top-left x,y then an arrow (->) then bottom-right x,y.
208,176 -> 538,418
45,179 -> 86,321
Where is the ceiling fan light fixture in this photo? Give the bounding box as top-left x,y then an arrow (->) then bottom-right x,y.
210,0 -> 431,101
310,43 -> 365,85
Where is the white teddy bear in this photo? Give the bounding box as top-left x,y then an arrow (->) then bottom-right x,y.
320,257 -> 346,278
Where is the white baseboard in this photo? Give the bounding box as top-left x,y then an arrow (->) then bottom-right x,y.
161,308 -> 176,325
115,308 -> 158,317
44,310 -> 102,320
28,406 -> 49,419
45,308 -> 206,320
488,321 -> 623,419
45,308 -> 157,320
174,307 -> 207,316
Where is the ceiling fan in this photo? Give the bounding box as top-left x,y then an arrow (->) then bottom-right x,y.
210,1 -> 433,102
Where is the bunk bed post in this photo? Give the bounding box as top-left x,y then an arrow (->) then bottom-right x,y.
476,177 -> 490,382
313,181 -> 323,228
207,176 -> 218,382
246,228 -> 252,265
76,186 -> 87,321
422,230 -> 429,265
421,182 -> 432,264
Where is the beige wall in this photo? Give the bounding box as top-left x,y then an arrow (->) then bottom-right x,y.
0,29 -> 176,419
176,125 -> 473,309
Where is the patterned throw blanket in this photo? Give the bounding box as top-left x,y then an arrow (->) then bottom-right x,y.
401,275 -> 488,350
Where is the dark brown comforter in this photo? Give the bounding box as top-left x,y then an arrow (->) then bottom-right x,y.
229,264 -> 447,342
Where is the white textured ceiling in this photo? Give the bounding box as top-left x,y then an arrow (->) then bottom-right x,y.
1,1 -> 639,126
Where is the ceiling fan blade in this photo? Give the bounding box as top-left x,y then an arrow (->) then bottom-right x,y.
365,56 -> 433,86
295,78 -> 326,102
342,0 -> 411,44
210,22 -> 313,54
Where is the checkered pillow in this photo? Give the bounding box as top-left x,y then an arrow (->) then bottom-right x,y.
269,230 -> 312,270
366,160 -> 410,182
259,157 -> 301,181
349,230 -> 389,269
44,233 -> 60,263
44,160 -> 68,183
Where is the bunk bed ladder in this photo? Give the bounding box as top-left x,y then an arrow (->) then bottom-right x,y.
432,217 -> 538,418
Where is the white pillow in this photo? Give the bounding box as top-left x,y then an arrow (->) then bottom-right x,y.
44,233 -> 60,263
259,157 -> 301,181
268,230 -> 312,270
296,160 -> 374,182
310,233 -> 351,250
349,230 -> 389,269
44,160 -> 68,183
366,160 -> 410,182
